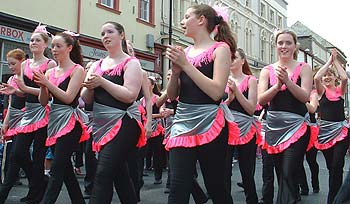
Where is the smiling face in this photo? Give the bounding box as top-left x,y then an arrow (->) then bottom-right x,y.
51,35 -> 72,62
322,69 -> 337,87
276,33 -> 297,60
29,33 -> 48,54
230,50 -> 244,72
101,23 -> 124,50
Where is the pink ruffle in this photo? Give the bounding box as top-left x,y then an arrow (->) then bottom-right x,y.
261,122 -> 308,154
325,87 -> 342,101
136,120 -> 147,148
45,114 -> 90,146
92,119 -> 145,152
50,65 -> 78,86
185,42 -> 229,67
151,123 -> 164,138
16,105 -> 50,134
314,126 -> 348,150
238,75 -> 256,93
24,59 -> 50,80
306,125 -> 319,151
227,120 -> 240,145
164,108 -> 225,150
267,62 -> 305,91
95,57 -> 138,77
229,125 -> 257,145
4,128 -> 18,138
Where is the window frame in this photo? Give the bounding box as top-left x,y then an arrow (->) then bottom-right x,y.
96,0 -> 121,15
137,0 -> 155,27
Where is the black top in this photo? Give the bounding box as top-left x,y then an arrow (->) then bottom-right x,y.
319,93 -> 345,122
228,89 -> 249,115
53,77 -> 79,107
11,94 -> 26,109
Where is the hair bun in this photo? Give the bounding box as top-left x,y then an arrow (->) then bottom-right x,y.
214,16 -> 223,25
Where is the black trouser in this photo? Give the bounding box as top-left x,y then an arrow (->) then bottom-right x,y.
274,128 -> 310,204
147,135 -> 164,181
89,115 -> 141,204
321,134 -> 349,204
127,147 -> 140,202
333,166 -> 350,204
168,125 -> 233,204
297,146 -> 319,193
74,143 -> 84,169
0,126 -> 47,203
260,149 -> 276,204
226,137 -> 258,204
44,123 -> 85,204
84,134 -> 97,194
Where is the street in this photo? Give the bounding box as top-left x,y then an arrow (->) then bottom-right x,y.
6,151 -> 350,204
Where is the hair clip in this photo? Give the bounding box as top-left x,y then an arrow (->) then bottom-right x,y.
63,30 -> 80,37
212,4 -> 229,22
34,23 -> 51,35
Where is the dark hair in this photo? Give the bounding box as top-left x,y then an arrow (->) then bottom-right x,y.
55,32 -> 83,66
236,48 -> 252,75
148,77 -> 162,96
7,48 -> 26,61
191,4 -> 237,59
275,29 -> 298,60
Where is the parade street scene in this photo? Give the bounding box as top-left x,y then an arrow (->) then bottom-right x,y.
0,0 -> 349,204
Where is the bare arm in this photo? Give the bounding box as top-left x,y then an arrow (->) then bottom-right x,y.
233,77 -> 258,116
283,64 -> 312,103
156,90 -> 168,108
258,68 -> 281,105
81,62 -> 98,104
141,71 -> 153,138
99,60 -> 142,103
314,56 -> 333,96
306,90 -> 319,114
180,46 -> 230,101
332,50 -> 348,95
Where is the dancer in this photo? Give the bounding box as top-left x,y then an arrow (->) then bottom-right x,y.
165,4 -> 237,204
226,48 -> 258,204
81,21 -> 144,204
0,49 -> 26,186
297,88 -> 320,196
314,49 -> 349,204
258,29 -> 313,204
0,25 -> 56,204
34,31 -> 89,203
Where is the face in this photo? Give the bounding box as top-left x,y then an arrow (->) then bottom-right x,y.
230,51 -> 244,71
101,23 -> 124,50
29,33 -> 48,54
51,35 -> 72,62
322,71 -> 336,87
276,33 -> 296,60
7,57 -> 22,75
147,79 -> 155,91
180,8 -> 199,37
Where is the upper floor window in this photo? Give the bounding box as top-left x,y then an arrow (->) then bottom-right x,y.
137,0 -> 155,26
96,0 -> 120,14
277,15 -> 283,28
260,3 -> 266,18
270,10 -> 275,24
245,0 -> 250,7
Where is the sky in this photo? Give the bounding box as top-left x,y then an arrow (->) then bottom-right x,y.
287,0 -> 350,66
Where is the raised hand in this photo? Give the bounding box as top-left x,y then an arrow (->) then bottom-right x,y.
0,83 -> 16,95
33,70 -> 49,87
82,73 -> 104,89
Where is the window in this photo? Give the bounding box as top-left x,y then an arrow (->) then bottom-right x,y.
96,0 -> 120,14
245,0 -> 250,7
137,0 -> 155,26
260,3 -> 266,18
101,0 -> 113,8
261,30 -> 267,61
277,15 -> 283,28
270,10 -> 275,24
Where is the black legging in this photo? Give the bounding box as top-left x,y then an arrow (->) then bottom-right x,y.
168,125 -> 233,204
83,134 -> 97,195
260,149 -> 277,204
44,122 -> 85,204
321,133 -> 349,204
274,127 -> 310,204
237,137 -> 258,204
89,115 -> 141,204
297,147 -> 319,193
147,135 -> 164,181
0,126 -> 47,203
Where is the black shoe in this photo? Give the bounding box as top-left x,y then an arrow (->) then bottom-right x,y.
164,187 -> 170,194
20,195 -> 31,202
300,189 -> 309,195
236,182 -> 244,190
154,179 -> 162,184
313,188 -> 320,193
